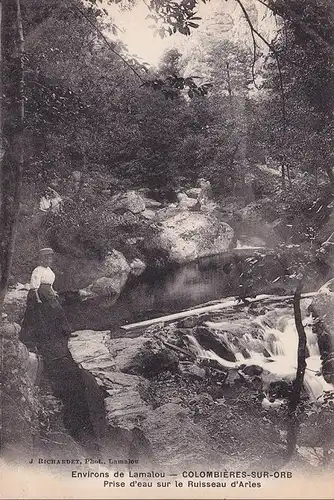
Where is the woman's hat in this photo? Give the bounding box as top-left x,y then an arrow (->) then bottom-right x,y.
39,247 -> 54,255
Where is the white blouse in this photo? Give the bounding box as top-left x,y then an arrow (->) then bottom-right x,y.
30,266 -> 55,290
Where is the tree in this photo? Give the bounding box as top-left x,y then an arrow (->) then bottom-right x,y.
254,0 -> 334,187
286,282 -> 307,459
1,0 -> 334,310
0,0 -> 25,308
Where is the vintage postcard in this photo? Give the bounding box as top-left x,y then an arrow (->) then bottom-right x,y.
0,0 -> 333,498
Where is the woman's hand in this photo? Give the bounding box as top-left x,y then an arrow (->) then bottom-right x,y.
34,290 -> 42,304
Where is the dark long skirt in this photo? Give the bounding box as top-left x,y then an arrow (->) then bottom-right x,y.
20,284 -> 72,360
20,285 -> 100,453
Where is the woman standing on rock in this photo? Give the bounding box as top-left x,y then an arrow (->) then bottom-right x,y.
20,248 -> 100,453
20,247 -> 73,359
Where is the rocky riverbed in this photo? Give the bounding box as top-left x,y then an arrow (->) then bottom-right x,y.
66,294 -> 334,471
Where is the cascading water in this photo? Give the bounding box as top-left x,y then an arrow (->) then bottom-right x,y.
185,309 -> 334,401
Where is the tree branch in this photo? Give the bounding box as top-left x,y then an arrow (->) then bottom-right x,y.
254,0 -> 333,53
286,281 -> 307,458
234,0 -> 286,128
70,2 -> 145,82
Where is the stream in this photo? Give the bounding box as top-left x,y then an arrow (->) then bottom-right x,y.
184,309 -> 333,401
55,247 -> 333,457
63,247 -> 298,332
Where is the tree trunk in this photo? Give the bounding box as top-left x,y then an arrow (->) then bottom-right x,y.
324,164 -> 334,188
286,282 -> 307,459
281,164 -> 286,189
286,165 -> 292,188
0,0 -> 25,310
0,1 -> 4,234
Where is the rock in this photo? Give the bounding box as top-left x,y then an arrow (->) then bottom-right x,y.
87,277 -> 120,299
79,250 -> 131,298
130,258 -> 146,277
140,403 -> 222,468
1,318 -> 37,460
177,192 -> 199,210
3,285 -> 29,322
142,209 -> 156,220
105,390 -> 151,431
197,179 -> 214,209
309,293 -> 334,343
142,197 -> 162,209
25,352 -> 41,384
69,330 -> 114,372
177,315 -> 201,329
155,210 -> 235,264
193,326 -> 237,362
241,364 -> 264,376
108,191 -> 146,214
103,250 -> 131,280
185,187 -> 201,199
105,336 -> 179,378
189,393 -> 213,405
52,247 -> 131,292
92,371 -> 150,392
36,431 -> 87,467
181,363 -> 206,380
263,348 -> 272,358
322,357 -> 334,383
205,319 -> 265,340
240,347 -> 251,359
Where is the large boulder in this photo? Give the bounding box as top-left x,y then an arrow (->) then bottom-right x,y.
0,317 -> 37,461
102,250 -> 131,282
3,284 -> 29,322
155,209 -> 235,264
68,329 -> 179,384
79,250 -> 131,298
69,330 -> 151,436
108,191 -> 146,214
105,336 -> 179,378
51,248 -> 131,293
193,326 -> 237,362
70,328 -> 226,469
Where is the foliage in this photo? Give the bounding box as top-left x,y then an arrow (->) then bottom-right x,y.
302,391 -> 334,451
256,0 -> 334,184
43,192 -> 169,266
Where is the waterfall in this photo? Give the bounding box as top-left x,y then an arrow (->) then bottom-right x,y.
186,310 -> 334,401
184,335 -> 239,369
236,240 -> 265,250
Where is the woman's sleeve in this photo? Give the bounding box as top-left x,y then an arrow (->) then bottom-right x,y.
30,267 -> 41,290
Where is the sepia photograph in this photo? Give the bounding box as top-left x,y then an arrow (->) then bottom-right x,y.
0,0 -> 333,498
